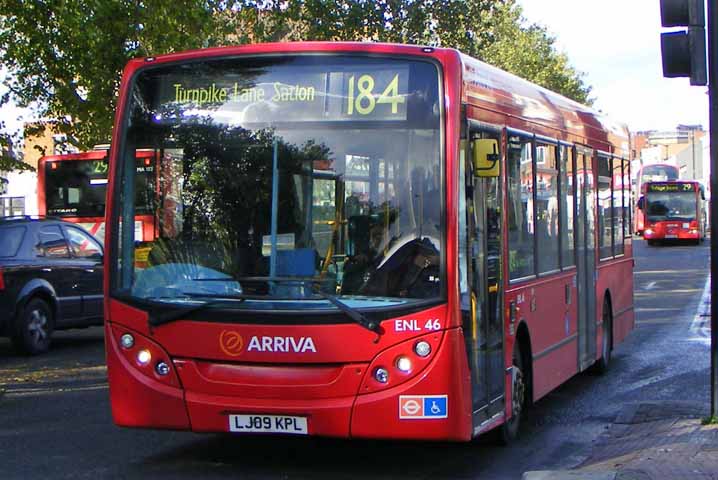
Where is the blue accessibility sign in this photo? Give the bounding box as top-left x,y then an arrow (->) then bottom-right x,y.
422,396 -> 448,418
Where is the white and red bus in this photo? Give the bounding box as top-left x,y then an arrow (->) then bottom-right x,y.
641,180 -> 706,245
38,149 -> 157,242
104,42 -> 634,442
633,163 -> 679,235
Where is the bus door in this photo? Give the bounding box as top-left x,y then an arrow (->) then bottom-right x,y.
575,146 -> 597,370
461,125 -> 505,430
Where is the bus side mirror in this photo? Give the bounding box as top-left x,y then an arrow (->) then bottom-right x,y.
472,139 -> 500,177
637,197 -> 645,210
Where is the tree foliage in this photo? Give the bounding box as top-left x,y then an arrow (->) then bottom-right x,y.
0,0 -> 592,159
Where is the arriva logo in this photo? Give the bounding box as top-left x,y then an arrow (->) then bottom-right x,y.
219,330 -> 244,356
247,336 -> 317,353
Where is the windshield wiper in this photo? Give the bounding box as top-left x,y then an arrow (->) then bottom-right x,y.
311,289 -> 381,333
236,276 -> 381,334
148,294 -> 247,328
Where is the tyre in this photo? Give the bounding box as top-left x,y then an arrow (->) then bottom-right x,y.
647,240 -> 656,246
592,298 -> 612,374
496,343 -> 527,445
11,298 -> 54,355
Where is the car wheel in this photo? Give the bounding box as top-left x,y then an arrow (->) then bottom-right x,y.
496,344 -> 527,445
12,298 -> 54,355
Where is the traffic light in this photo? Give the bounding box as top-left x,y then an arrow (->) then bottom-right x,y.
660,0 -> 707,86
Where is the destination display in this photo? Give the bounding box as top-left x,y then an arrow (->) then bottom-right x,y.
152,64 -> 410,124
646,183 -> 694,192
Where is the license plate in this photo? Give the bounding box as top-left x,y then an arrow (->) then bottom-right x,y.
228,414 -> 308,435
665,234 -> 678,238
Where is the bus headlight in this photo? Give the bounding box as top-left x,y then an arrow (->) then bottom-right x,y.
396,356 -> 412,373
414,340 -> 431,357
374,367 -> 389,383
137,349 -> 152,366
120,333 -> 134,349
111,327 -> 181,387
361,331 -> 443,393
155,361 -> 171,376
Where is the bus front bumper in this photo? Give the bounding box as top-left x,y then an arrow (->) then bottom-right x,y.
106,323 -> 472,441
643,227 -> 700,240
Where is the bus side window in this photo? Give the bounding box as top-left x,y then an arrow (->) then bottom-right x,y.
507,134 -> 535,280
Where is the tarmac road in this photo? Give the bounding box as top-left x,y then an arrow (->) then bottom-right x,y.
0,238 -> 711,479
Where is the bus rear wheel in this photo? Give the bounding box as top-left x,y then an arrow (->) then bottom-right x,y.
592,298 -> 612,374
496,344 -> 527,445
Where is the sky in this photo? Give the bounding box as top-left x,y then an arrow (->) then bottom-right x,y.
0,1 -> 710,138
516,0 -> 709,133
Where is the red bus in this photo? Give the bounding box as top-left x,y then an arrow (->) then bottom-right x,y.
633,163 -> 679,235
38,149 -> 157,242
640,180 -> 706,245
104,42 -> 634,442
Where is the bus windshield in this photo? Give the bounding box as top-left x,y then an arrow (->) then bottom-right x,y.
646,191 -> 696,221
112,55 -> 443,313
46,157 -> 155,217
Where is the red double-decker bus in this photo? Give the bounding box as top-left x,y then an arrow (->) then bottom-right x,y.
633,163 -> 679,235
38,149 -> 157,243
104,42 -> 634,442
641,180 -> 706,245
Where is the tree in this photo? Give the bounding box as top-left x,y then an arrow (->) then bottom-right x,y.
0,0 -> 232,150
0,0 -> 592,152
0,129 -> 30,174
480,3 -> 592,105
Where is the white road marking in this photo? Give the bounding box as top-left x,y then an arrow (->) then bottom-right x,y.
689,275 -> 711,343
644,281 -> 657,290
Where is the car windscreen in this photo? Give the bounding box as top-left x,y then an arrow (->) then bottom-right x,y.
0,225 -> 26,257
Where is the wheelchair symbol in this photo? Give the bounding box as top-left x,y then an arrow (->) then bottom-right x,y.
430,401 -> 441,415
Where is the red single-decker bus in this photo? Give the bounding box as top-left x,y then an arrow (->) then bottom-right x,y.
104,42 -> 634,442
38,149 -> 157,242
641,180 -> 706,245
633,163 -> 679,235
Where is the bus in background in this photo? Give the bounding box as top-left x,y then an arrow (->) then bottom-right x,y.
640,180 -> 706,245
633,163 -> 679,235
104,42 -> 634,442
38,149 -> 157,243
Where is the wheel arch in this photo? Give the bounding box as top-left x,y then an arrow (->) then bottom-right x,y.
16,280 -> 59,322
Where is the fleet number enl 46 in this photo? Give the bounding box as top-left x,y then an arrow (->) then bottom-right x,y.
394,318 -> 441,332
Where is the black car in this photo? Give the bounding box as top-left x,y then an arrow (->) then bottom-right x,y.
0,217 -> 104,354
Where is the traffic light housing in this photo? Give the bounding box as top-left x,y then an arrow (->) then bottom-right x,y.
660,0 -> 707,86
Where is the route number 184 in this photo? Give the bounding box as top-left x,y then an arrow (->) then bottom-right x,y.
346,73 -> 405,116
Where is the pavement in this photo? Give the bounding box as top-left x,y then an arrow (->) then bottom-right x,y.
523,400 -> 718,480
524,261 -> 716,480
